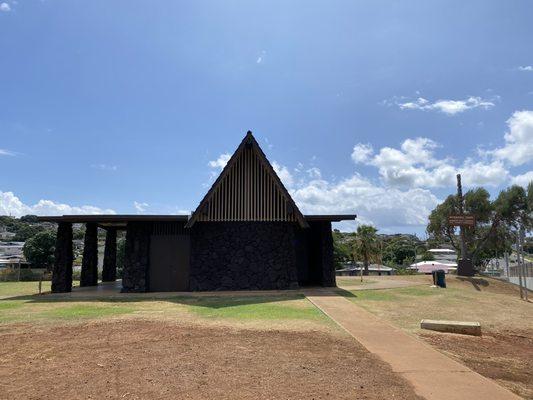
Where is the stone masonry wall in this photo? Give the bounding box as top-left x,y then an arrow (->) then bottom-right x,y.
122,222 -> 151,293
189,222 -> 299,291
315,221 -> 336,287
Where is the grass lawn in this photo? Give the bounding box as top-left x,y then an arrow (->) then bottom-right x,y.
343,275 -> 532,333
335,277 -> 377,286
0,283 -> 331,329
342,275 -> 533,399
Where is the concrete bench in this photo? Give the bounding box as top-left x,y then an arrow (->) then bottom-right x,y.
420,319 -> 482,336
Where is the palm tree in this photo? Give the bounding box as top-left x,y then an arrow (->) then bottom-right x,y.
353,225 -> 380,277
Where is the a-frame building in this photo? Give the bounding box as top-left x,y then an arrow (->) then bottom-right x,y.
186,132 -> 308,228
40,131 -> 356,293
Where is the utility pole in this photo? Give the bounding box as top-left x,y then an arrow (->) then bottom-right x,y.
517,226 -> 528,301
457,174 -> 467,260
456,174 -> 474,276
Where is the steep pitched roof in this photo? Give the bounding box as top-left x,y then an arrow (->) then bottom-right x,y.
186,131 -> 308,228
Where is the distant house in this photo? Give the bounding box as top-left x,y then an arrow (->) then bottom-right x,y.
0,242 -> 24,258
0,225 -> 16,240
427,248 -> 457,264
410,247 -> 458,274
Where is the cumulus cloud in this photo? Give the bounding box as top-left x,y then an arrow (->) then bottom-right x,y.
491,110 -> 533,166
351,136 -> 508,188
272,161 -> 294,188
395,96 -> 496,115
208,153 -> 231,170
290,173 -> 439,228
351,143 -> 373,163
518,66 -> 533,72
0,2 -> 10,12
510,171 -> 533,188
133,201 -> 149,213
0,191 -> 115,217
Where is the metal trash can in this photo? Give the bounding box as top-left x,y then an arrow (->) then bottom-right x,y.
432,270 -> 446,288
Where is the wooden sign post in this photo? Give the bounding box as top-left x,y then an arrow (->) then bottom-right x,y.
448,214 -> 476,227
451,174 -> 475,277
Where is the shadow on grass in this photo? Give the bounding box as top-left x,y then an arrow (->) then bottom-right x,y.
2,292 -> 312,310
456,277 -> 489,291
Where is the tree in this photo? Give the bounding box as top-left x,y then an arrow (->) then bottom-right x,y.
352,225 -> 380,275
14,224 -> 45,242
333,230 -> 353,268
23,231 -> 56,269
116,238 -> 126,278
427,184 -> 532,266
19,215 -> 39,223
382,238 -> 416,266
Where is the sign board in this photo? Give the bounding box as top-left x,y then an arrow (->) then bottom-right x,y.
448,214 -> 475,227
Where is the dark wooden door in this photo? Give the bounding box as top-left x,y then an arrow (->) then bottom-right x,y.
149,235 -> 190,291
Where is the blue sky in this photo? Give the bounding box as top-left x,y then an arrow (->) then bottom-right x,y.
1,0 -> 532,234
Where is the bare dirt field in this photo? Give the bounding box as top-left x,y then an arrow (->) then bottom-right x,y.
0,319 -> 422,400
421,329 -> 533,399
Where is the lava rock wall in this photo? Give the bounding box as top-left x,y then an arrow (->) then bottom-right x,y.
189,222 -> 299,291
122,222 -> 151,292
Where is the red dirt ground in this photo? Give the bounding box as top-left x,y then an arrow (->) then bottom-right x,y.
0,320 -> 423,400
421,329 -> 533,399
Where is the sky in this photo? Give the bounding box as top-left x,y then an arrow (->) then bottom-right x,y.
0,0 -> 532,235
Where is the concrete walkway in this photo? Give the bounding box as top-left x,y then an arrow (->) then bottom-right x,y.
306,291 -> 521,400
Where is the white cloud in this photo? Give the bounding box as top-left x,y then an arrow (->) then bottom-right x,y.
510,171 -> 533,188
491,110 -> 533,166
290,173 -> 440,228
133,201 -> 149,213
352,136 -> 509,188
272,161 -> 294,188
0,2 -> 10,12
0,148 -> 16,156
306,167 -> 322,179
91,163 -> 118,171
0,191 -> 115,217
256,50 -> 266,64
518,66 -> 533,72
208,153 -> 231,170
459,159 -> 509,187
351,143 -> 373,163
396,96 -> 496,115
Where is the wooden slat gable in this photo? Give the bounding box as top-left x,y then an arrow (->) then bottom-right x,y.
185,131 -> 308,228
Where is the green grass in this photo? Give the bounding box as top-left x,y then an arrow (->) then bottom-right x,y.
0,281 -> 82,298
344,286 -> 443,302
0,300 -> 24,311
0,281 -> 51,297
42,304 -> 135,319
182,295 -> 326,321
336,278 -> 377,286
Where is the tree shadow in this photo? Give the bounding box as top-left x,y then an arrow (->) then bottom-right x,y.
456,276 -> 489,291
2,290 -> 314,310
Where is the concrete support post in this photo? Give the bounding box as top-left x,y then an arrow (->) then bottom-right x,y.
319,221 -> 336,287
102,228 -> 117,282
80,222 -> 98,287
51,222 -> 73,293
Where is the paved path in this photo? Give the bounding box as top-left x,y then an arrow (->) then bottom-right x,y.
306,291 -> 521,400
